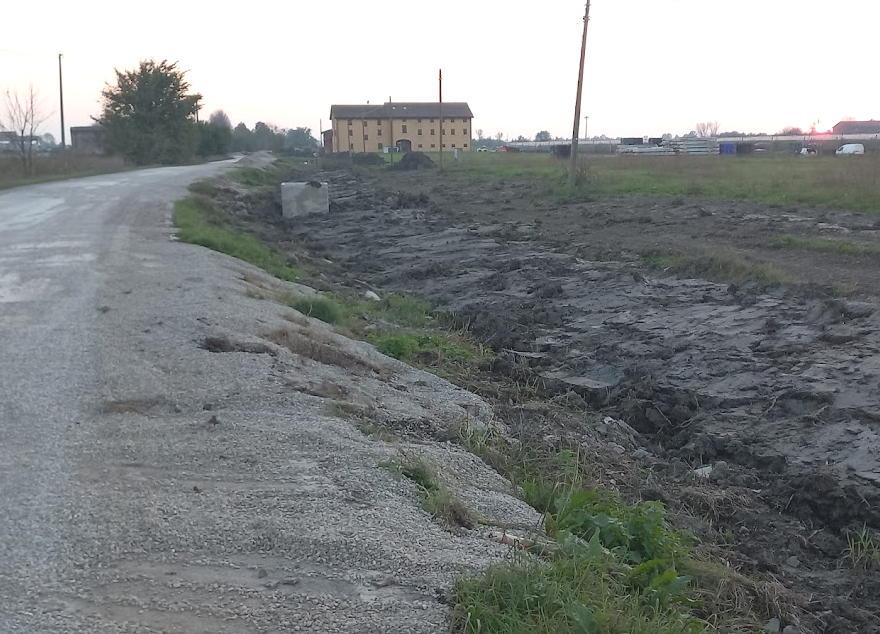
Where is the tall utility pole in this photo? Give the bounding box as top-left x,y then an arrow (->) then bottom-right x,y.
438,68 -> 443,170
568,1 -> 591,187
58,53 -> 66,149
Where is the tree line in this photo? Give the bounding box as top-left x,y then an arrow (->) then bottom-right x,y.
99,59 -> 316,165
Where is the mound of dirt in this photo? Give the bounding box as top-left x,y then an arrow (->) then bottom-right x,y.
392,152 -> 436,171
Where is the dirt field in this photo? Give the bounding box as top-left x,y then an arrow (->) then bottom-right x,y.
213,155 -> 880,631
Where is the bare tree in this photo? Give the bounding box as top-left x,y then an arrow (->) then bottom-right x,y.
4,86 -> 49,176
695,121 -> 720,138
476,128 -> 484,140
495,132 -> 504,141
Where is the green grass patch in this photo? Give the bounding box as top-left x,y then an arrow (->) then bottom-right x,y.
228,166 -> 281,187
439,153 -> 880,213
369,331 -> 483,365
173,195 -> 298,281
288,296 -> 345,324
642,250 -> 788,287
770,234 -> 880,256
382,456 -> 475,528
455,474 -> 700,633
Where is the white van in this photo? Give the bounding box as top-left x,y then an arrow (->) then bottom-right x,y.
836,143 -> 865,156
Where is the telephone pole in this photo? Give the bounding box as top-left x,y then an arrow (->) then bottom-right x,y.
58,53 -> 66,149
568,1 -> 591,187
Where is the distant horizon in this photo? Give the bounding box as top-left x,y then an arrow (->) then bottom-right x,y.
3,1 -> 879,144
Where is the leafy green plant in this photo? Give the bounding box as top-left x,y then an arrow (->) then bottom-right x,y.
844,525 -> 880,570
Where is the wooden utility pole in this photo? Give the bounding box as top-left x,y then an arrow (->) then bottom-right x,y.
58,53 -> 66,149
438,68 -> 443,170
568,1 -> 591,187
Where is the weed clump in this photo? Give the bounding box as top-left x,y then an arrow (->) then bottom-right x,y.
289,296 -> 344,324
382,457 -> 475,529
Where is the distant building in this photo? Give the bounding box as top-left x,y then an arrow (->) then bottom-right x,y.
70,125 -> 105,154
0,131 -> 17,153
832,120 -> 880,135
328,102 -> 473,153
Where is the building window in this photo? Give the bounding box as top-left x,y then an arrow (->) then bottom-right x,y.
348,129 -> 353,136
418,143 -> 423,148
347,120 -> 352,125
430,118 -> 435,123
402,119 -> 407,123
462,129 -> 467,135
431,143 -> 436,148
442,144 -> 446,148
401,124 -> 407,133
450,118 -> 455,123
349,143 -> 354,150
363,121 -> 368,126
363,134 -> 369,140
452,143 -> 456,148
417,118 -> 422,123
378,128 -> 382,135
417,129 -> 423,135
464,143 -> 468,148
378,142 -> 383,150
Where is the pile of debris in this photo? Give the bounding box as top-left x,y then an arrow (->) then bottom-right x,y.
392,152 -> 436,171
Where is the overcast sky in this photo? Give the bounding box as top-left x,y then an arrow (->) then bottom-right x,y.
2,0 -> 878,142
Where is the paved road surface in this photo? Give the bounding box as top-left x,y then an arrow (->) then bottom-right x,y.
0,163 -> 522,632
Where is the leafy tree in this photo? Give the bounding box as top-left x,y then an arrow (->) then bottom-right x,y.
232,122 -> 253,152
195,110 -> 232,156
99,59 -> 201,164
283,127 -> 317,154
208,110 -> 231,130
535,130 -> 552,142
252,121 -> 284,151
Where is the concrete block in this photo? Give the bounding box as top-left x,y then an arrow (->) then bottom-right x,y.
281,181 -> 329,218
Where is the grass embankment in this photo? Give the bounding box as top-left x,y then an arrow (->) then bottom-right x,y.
0,154 -> 131,190
287,292 -> 488,378
442,153 -> 880,213
174,194 -> 299,281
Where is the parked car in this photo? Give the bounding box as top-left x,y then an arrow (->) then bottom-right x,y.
836,143 -> 865,156
477,147 -> 489,152
800,147 -> 818,156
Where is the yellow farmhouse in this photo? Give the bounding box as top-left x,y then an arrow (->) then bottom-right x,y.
328,102 -> 474,153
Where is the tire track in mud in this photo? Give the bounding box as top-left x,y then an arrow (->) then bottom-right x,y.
289,187 -> 880,534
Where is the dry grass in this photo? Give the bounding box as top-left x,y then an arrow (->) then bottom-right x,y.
0,154 -> 129,189
264,327 -> 386,375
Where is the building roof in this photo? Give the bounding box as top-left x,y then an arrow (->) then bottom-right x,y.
330,102 -> 473,120
833,120 -> 880,135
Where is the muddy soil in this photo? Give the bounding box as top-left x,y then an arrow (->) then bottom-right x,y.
228,167 -> 880,631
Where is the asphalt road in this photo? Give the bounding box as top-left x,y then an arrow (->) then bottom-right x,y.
0,162 -> 525,632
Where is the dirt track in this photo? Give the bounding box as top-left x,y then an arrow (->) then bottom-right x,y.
229,165 -> 880,631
